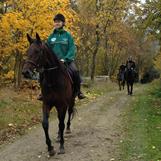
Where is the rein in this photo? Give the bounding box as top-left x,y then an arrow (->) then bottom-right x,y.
26,59 -> 37,67
39,66 -> 58,73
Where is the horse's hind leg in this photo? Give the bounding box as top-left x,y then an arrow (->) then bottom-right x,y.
123,81 -> 125,90
127,83 -> 130,95
57,107 -> 67,154
119,81 -> 121,91
131,83 -> 133,95
66,108 -> 72,133
56,130 -> 61,143
42,105 -> 55,156
66,100 -> 75,133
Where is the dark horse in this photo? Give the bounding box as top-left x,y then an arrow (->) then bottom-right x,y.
124,66 -> 135,95
117,70 -> 125,91
22,33 -> 76,156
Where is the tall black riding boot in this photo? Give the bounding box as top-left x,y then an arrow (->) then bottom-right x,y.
77,83 -> 86,99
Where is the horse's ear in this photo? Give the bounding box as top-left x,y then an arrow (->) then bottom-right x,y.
36,33 -> 41,43
27,34 -> 33,44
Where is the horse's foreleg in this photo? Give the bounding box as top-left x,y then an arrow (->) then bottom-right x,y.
127,83 -> 130,95
42,105 -> 55,156
58,108 -> 67,154
131,83 -> 133,95
123,81 -> 125,90
56,130 -> 61,143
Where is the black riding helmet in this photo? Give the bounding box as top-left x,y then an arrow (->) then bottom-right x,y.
53,13 -> 65,22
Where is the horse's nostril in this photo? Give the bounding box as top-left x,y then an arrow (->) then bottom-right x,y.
22,70 -> 31,79
22,72 -> 27,78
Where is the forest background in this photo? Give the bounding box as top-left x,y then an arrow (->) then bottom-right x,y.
0,0 -> 160,88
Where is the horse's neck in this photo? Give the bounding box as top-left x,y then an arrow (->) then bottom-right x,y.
41,44 -> 68,89
43,44 -> 59,68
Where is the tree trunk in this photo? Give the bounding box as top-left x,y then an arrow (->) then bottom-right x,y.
91,25 -> 100,81
90,0 -> 100,81
14,50 -> 23,88
91,52 -> 97,81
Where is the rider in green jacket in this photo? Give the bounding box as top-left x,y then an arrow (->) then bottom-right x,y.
47,27 -> 75,63
38,13 -> 85,100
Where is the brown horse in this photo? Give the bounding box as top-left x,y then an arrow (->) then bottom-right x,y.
22,33 -> 76,156
117,70 -> 125,91
124,66 -> 136,95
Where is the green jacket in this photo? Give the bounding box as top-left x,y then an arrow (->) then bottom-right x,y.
47,28 -> 76,63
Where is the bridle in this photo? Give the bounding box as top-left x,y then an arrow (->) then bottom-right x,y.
26,59 -> 37,68
26,43 -> 58,73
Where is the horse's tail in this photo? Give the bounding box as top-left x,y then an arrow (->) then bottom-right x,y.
71,106 -> 77,121
69,98 -> 77,121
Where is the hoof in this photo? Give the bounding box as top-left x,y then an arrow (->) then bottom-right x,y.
58,148 -> 65,154
66,129 -> 71,134
49,148 -> 56,156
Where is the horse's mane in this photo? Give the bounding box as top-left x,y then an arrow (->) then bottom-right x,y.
42,42 -> 70,83
43,42 -> 64,71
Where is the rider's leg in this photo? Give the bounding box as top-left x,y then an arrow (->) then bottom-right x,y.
68,62 -> 86,99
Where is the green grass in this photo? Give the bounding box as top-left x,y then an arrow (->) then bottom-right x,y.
0,88 -> 42,144
76,80 -> 117,106
120,80 -> 161,161
0,101 -> 41,130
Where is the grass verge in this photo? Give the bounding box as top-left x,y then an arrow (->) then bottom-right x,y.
120,80 -> 161,161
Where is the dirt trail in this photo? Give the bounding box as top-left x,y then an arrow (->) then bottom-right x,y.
0,89 -> 135,161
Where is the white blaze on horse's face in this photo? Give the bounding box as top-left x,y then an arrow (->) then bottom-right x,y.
54,20 -> 64,29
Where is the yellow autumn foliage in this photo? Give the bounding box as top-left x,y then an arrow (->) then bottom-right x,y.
154,52 -> 161,71
4,70 -> 14,80
0,12 -> 30,55
0,0 -> 79,54
0,0 -> 80,83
